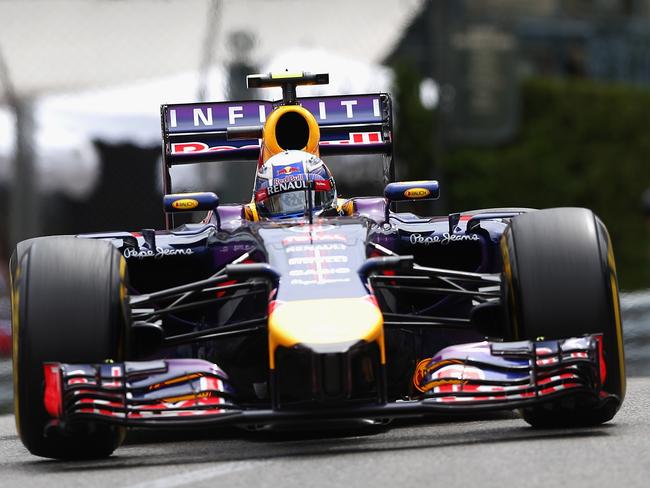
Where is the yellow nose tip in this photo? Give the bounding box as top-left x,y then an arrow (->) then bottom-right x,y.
268,297 -> 385,369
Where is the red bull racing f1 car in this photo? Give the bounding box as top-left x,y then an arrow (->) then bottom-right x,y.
10,72 -> 625,459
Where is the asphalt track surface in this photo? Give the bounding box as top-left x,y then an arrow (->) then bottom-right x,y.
0,378 -> 648,488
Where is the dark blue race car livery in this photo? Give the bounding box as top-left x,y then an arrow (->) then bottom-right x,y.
10,72 -> 625,459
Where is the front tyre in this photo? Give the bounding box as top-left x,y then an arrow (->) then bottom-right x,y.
11,237 -> 128,459
501,208 -> 625,427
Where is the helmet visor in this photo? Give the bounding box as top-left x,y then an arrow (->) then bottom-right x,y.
262,188 -> 335,218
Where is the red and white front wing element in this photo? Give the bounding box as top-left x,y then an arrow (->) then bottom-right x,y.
413,335 -> 606,404
44,359 -> 240,425
42,335 -> 611,430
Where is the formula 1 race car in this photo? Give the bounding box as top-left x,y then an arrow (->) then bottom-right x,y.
11,72 -> 625,459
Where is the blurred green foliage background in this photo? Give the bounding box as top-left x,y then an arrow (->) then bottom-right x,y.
395,67 -> 650,289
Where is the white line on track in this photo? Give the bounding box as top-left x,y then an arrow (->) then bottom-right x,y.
125,460 -> 264,488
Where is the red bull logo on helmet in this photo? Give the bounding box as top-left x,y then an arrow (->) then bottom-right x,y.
273,163 -> 303,178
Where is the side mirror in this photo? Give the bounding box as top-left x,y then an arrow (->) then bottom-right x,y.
383,180 -> 439,223
163,191 -> 221,230
384,180 -> 440,202
163,192 -> 219,213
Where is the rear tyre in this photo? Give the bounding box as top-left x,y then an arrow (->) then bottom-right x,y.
500,208 -> 625,427
11,237 -> 128,459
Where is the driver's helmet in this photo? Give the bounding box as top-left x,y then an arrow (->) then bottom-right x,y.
254,150 -> 337,219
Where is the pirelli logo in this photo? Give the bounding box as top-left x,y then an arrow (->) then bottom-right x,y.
171,199 -> 199,210
404,188 -> 430,199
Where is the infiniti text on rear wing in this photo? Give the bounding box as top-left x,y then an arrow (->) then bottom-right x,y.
161,94 -> 393,166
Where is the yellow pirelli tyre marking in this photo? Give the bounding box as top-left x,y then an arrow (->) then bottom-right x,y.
499,236 -> 519,340
607,237 -> 626,398
11,265 -> 21,435
119,256 -> 127,303
118,256 -> 128,360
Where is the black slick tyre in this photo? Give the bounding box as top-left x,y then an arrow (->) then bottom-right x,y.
11,237 -> 128,459
500,208 -> 625,427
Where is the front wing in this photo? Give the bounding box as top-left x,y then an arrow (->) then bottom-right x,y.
43,335 -> 610,430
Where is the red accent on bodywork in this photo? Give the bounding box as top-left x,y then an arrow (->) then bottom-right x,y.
364,294 -> 380,308
215,280 -> 236,298
268,300 -> 284,315
43,363 -> 63,418
171,142 -> 209,153
214,259 -> 255,298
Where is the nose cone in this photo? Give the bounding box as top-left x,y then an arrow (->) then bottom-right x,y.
268,297 -> 385,369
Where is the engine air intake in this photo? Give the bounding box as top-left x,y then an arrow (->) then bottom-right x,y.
275,111 -> 310,150
261,105 -> 321,163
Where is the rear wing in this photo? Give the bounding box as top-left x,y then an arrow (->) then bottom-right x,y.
160,93 -> 393,167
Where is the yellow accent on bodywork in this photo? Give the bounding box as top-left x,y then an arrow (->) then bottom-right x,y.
244,202 -> 260,222
337,199 -> 354,216
162,391 -> 211,403
271,71 -> 304,79
261,105 -> 320,163
268,297 -> 385,369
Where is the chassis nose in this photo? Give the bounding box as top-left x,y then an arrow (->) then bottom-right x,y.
268,297 -> 386,408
